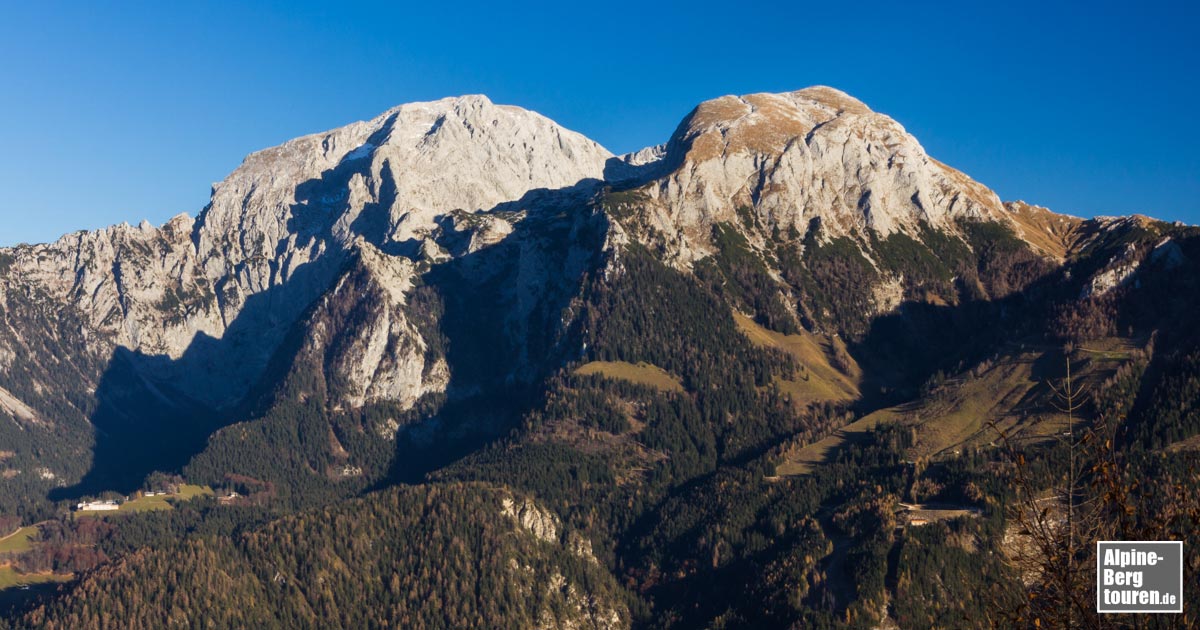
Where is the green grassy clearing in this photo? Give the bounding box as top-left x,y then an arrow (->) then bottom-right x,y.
76,483 -> 216,518
575,361 -> 685,392
0,526 -> 39,554
0,565 -> 71,589
733,312 -> 860,404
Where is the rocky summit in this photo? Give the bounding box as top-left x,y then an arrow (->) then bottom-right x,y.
0,95 -> 612,409
627,87 -> 1007,255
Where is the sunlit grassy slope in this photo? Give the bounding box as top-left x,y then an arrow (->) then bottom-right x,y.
76,484 -> 215,518
777,337 -> 1144,475
575,361 -> 685,392
0,526 -> 39,555
732,312 -> 860,404
0,566 -> 71,590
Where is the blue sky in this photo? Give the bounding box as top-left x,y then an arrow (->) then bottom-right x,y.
1,0 -> 1197,246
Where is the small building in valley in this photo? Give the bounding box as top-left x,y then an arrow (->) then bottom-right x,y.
75,500 -> 119,512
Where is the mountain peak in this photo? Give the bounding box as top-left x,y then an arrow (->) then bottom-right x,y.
673,86 -> 901,165
201,92 -> 612,257
412,93 -> 493,108
628,86 -> 1006,249
790,85 -> 873,113
0,94 -> 616,409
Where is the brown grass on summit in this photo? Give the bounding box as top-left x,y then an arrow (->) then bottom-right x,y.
1004,201 -> 1087,260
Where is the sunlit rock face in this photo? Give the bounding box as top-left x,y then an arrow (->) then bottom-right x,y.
0,95 -> 613,409
615,86 -> 1011,265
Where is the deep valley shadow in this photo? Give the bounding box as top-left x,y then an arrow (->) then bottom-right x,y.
49,121 -> 408,501
48,253 -> 347,500
383,180 -> 613,484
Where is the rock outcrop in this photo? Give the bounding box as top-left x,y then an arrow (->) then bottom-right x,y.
619,86 -> 1012,264
501,495 -> 561,544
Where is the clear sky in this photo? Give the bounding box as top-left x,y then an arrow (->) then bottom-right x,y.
1,0 -> 1197,246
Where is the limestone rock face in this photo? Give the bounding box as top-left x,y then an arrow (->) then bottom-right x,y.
287,241 -> 450,411
1,214 -> 215,360
624,86 -> 1010,263
1078,224 -> 1189,299
0,95 -> 612,410
199,94 -> 612,260
501,495 -> 561,544
1081,242 -> 1143,299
